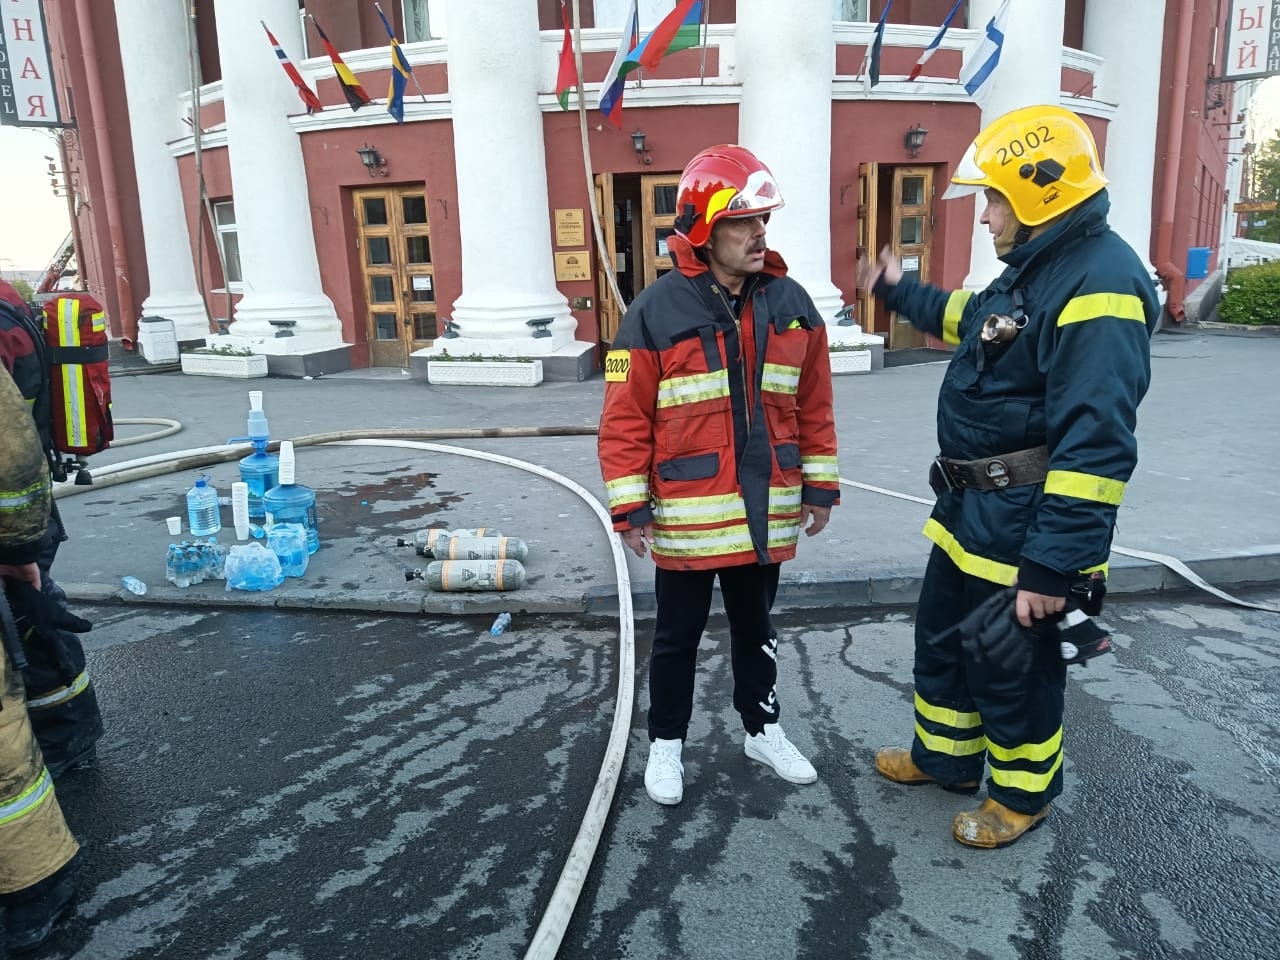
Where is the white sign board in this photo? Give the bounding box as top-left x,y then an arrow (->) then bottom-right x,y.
0,0 -> 62,126
1222,0 -> 1280,81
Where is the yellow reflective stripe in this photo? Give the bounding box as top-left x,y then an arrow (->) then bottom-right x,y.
656,370 -> 730,408
989,751 -> 1064,793
914,722 -> 988,757
0,767 -> 54,826
0,479 -> 48,512
762,363 -> 800,395
914,692 -> 982,730
1081,561 -> 1109,576
1044,470 -> 1126,506
605,474 -> 649,510
651,523 -> 754,557
767,518 -> 800,548
1057,292 -> 1146,327
943,290 -> 973,345
768,485 -> 802,513
986,726 -> 1062,764
922,518 -> 1018,586
58,298 -> 87,448
27,671 -> 91,711
90,310 -> 106,332
653,493 -> 747,526
801,456 -> 839,483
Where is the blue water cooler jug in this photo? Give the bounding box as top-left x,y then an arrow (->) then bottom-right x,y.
229,390 -> 279,519
263,441 -> 319,554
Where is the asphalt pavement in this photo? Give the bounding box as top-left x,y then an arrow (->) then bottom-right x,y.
49,328 -> 1280,619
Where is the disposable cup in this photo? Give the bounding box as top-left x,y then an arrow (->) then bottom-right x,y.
166,516 -> 182,536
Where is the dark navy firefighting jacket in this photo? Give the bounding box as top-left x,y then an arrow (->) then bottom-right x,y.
881,190 -> 1159,596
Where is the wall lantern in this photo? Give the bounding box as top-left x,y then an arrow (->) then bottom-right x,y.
904,124 -> 928,159
631,129 -> 652,164
357,143 -> 388,177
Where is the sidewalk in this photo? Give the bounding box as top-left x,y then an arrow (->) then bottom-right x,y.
49,330 -> 1280,617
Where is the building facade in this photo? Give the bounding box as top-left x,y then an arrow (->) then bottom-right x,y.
36,0 -> 1236,376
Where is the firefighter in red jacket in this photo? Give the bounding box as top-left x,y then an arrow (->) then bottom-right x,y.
598,145 -> 840,806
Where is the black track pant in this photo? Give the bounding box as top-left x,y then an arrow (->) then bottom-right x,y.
910,546 -> 1067,814
647,563 -> 781,742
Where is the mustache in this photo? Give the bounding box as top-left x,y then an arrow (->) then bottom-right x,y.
749,241 -> 766,252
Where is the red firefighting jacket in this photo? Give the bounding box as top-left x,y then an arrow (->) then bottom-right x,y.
598,235 -> 839,571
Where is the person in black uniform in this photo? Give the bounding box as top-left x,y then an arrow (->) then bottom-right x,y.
860,105 -> 1159,848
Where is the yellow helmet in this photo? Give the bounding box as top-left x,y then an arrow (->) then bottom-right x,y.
942,104 -> 1107,226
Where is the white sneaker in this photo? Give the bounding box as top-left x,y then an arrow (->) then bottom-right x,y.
644,738 -> 684,805
744,723 -> 817,784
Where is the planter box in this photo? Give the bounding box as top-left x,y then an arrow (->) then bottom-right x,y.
829,350 -> 872,375
181,352 -> 269,379
426,359 -> 543,387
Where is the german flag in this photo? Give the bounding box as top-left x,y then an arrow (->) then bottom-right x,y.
309,16 -> 371,111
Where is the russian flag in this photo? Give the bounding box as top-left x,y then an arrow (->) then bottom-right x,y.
599,0 -> 640,128
906,0 -> 964,82
628,0 -> 703,73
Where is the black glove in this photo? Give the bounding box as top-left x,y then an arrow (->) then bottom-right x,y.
4,580 -> 92,635
958,588 -> 1050,678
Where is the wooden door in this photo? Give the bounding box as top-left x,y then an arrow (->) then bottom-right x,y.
855,162 -> 879,335
354,185 -> 437,367
889,166 -> 933,350
594,172 -> 621,345
641,174 -> 680,289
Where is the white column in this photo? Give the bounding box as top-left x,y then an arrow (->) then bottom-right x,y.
1084,0 -> 1162,271
963,0 -> 1065,289
438,0 -> 575,355
113,0 -> 209,340
214,0 -> 342,348
736,0 -> 844,320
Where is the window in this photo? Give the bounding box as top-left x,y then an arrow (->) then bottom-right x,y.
404,0 -> 447,41
213,201 -> 243,286
834,0 -> 869,21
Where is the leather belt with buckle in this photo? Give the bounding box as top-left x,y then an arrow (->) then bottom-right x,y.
929,445 -> 1049,496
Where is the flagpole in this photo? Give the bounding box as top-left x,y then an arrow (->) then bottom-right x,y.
699,0 -> 709,86
375,0 -> 428,102
569,0 -> 626,321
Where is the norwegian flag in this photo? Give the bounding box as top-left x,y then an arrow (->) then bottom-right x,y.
262,21 -> 323,114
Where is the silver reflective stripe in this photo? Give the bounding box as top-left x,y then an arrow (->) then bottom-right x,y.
802,456 -> 839,483
605,474 -> 649,510
762,363 -> 800,395
657,370 -> 730,408
0,767 -> 54,826
27,671 -> 90,710
0,480 -> 48,512
653,493 -> 747,526
768,486 -> 802,512
652,524 -> 754,556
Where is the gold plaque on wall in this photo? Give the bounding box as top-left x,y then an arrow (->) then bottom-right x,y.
554,251 -> 591,282
554,208 -> 586,246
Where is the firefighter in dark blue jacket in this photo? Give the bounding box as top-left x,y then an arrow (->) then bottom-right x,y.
860,105 -> 1159,848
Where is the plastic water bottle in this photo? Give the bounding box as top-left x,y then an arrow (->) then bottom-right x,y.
204,539 -> 228,580
121,576 -> 147,596
268,523 -> 309,578
263,442 -> 318,555
165,544 -> 188,587
489,612 -> 512,635
184,543 -> 206,585
230,391 -> 280,519
187,476 -> 221,537
224,542 -> 284,592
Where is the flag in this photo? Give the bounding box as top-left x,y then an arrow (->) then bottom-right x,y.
629,0 -> 702,72
556,1 -> 578,110
958,0 -> 1010,109
598,0 -> 640,127
906,0 -> 963,81
262,22 -> 323,114
862,0 -> 894,95
375,2 -> 414,123
310,16 -> 371,111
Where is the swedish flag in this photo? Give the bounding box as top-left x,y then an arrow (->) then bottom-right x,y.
376,4 -> 414,123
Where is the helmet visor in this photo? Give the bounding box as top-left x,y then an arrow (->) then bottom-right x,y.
942,141 -> 988,200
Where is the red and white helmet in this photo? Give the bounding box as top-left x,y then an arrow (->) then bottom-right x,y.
673,144 -> 785,248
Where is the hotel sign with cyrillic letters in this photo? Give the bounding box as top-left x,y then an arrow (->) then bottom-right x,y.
0,0 -> 64,127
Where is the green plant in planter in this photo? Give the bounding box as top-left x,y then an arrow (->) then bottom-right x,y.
828,342 -> 870,353
1218,261 -> 1280,326
432,350 -> 536,362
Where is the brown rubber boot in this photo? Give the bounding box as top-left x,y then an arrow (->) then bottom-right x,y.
952,797 -> 1049,849
874,747 -> 979,794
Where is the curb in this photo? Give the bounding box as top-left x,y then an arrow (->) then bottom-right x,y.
60,549 -> 1280,620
